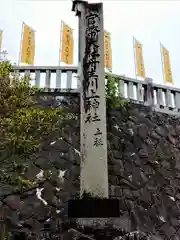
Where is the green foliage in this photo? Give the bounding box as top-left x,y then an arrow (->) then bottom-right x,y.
105,72 -> 128,109
0,61 -> 128,191
0,61 -> 12,78
0,61 -> 67,189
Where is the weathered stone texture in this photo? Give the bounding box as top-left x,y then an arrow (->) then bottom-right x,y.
2,98 -> 180,239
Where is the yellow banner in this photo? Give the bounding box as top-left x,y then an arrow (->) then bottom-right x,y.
134,38 -> 146,78
104,31 -> 112,70
161,45 -> 173,84
21,23 -> 35,65
61,22 -> 74,64
0,30 -> 3,51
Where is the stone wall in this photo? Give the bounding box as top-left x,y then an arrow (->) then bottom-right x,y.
1,97 -> 180,239
107,103 -> 180,240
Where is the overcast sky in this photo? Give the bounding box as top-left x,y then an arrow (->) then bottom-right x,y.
1,0 -> 180,87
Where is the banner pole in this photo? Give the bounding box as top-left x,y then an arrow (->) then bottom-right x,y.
58,21 -> 63,66
133,36 -> 137,79
18,21 -> 24,66
0,30 -> 3,52
160,42 -> 165,84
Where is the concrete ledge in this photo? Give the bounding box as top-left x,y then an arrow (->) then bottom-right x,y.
68,198 -> 120,218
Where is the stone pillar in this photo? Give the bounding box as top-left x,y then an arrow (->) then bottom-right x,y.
144,77 -> 154,106
73,0 -> 108,199
69,0 -> 119,218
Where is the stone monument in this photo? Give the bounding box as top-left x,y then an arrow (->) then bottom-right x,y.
68,0 -> 119,218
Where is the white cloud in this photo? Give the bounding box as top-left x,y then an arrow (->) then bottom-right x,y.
1,0 -> 180,86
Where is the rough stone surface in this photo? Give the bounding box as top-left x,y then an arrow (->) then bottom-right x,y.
2,96 -> 180,239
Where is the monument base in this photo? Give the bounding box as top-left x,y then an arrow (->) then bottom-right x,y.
68,198 -> 120,218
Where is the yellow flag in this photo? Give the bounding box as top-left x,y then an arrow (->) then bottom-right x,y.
20,23 -> 35,65
104,31 -> 112,70
0,30 -> 3,51
134,38 -> 146,78
61,22 -> 74,64
161,44 -> 173,84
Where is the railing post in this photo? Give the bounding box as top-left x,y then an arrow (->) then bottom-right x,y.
144,77 -> 154,106
68,0 -> 119,218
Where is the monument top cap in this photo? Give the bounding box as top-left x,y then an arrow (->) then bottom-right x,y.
72,0 -> 88,12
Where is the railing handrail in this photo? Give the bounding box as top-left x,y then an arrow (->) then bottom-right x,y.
11,65 -> 180,116
110,73 -> 180,93
13,66 -> 78,73
13,66 -> 180,93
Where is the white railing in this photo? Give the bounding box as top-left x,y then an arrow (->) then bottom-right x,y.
13,66 -> 180,116
14,66 -> 79,90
